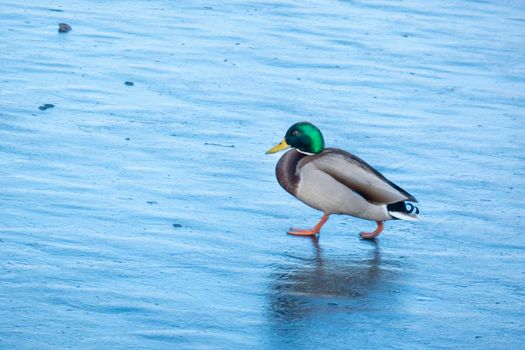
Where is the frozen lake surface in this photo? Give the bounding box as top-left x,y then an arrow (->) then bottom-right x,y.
1,0 -> 524,349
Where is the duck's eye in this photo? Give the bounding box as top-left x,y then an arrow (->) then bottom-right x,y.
292,130 -> 300,136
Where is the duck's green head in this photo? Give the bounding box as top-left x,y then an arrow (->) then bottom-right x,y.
266,122 -> 325,155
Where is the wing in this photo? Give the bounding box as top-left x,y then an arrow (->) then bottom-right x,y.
299,148 -> 418,205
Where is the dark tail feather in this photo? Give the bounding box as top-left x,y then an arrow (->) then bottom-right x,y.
387,201 -> 420,221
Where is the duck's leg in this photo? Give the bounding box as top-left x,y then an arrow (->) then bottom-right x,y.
288,214 -> 330,236
360,221 -> 384,240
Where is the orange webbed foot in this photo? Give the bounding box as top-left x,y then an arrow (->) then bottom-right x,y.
288,228 -> 319,236
360,221 -> 384,240
287,214 -> 330,237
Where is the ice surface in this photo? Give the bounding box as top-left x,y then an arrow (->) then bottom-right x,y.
1,1 -> 524,349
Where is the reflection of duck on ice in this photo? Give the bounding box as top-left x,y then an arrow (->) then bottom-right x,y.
268,238 -> 387,321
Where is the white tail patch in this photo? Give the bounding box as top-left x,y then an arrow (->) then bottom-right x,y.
389,211 -> 420,221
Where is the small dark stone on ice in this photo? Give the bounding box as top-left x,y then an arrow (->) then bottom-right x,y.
124,81 -> 134,86
38,104 -> 55,110
58,23 -> 71,33
125,138 -> 130,141
172,223 -> 182,228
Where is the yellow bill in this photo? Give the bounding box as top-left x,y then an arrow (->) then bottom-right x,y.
266,139 -> 290,154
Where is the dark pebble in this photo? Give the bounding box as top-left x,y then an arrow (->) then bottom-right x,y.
38,104 -> 55,110
124,81 -> 134,86
172,223 -> 182,228
58,23 -> 71,33
125,138 -> 130,141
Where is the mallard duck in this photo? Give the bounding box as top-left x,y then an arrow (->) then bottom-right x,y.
266,122 -> 419,239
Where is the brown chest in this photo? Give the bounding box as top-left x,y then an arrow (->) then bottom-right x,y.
275,149 -> 307,196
